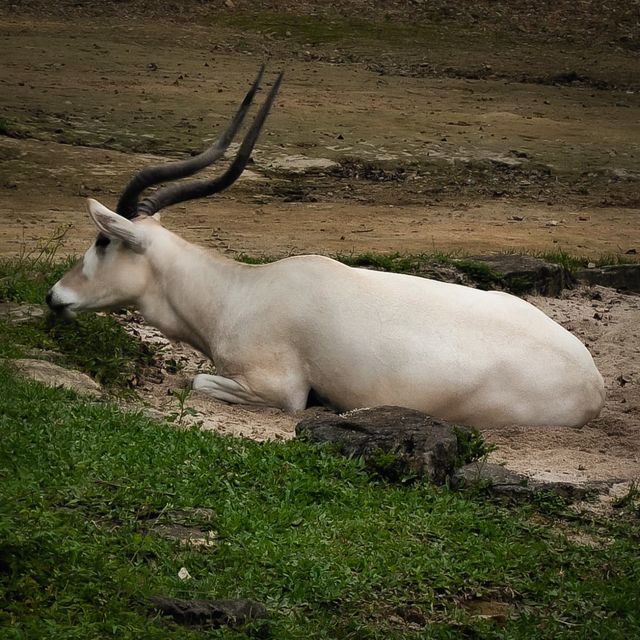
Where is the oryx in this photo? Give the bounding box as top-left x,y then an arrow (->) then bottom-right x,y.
46,68 -> 605,428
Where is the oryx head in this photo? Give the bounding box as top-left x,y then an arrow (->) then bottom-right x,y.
46,67 -> 282,318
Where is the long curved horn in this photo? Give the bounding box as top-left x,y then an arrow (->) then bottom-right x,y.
135,71 -> 283,217
115,65 -> 266,218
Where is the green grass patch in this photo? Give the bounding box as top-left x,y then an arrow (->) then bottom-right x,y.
335,251 -> 429,274
234,253 -> 276,266
0,243 -> 157,390
222,11 -> 432,49
0,313 -> 156,389
0,117 -> 25,138
532,250 -> 638,275
236,249 -> 637,288
0,364 -> 639,638
454,426 -> 497,467
453,259 -> 501,289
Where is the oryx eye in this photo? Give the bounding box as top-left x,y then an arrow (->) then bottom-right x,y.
95,234 -> 111,249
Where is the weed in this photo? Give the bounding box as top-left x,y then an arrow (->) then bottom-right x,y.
235,253 -> 275,265
167,386 -> 199,425
453,258 -> 501,289
366,448 -> 419,484
0,240 -> 158,390
0,226 -> 74,303
612,480 -> 640,515
335,251 -> 430,274
0,313 -> 157,390
536,249 -> 639,275
0,117 -> 24,138
534,249 -> 586,275
454,426 -> 497,466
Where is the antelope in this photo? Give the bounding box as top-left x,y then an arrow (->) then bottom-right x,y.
46,68 -> 605,428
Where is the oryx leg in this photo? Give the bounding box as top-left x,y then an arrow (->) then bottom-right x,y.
192,373 -> 309,412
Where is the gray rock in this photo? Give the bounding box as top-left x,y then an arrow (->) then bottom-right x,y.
0,302 -> 47,323
147,523 -> 216,547
150,596 -> 267,628
11,359 -> 102,397
465,254 -> 569,296
451,462 -> 599,500
576,264 -> 640,293
296,406 -> 459,484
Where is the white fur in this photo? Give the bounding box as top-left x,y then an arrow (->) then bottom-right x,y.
81,245 -> 100,280
48,198 -> 606,428
87,199 -> 148,252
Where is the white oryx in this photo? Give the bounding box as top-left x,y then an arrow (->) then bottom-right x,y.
47,69 -> 605,428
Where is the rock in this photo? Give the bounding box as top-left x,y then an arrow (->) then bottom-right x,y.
148,524 -> 216,547
576,264 -> 640,293
418,264 -> 469,286
11,359 -> 102,397
0,302 -> 47,323
150,596 -> 267,629
466,254 -> 569,296
451,462 -> 600,501
490,156 -> 523,168
296,406 -> 459,484
266,155 -> 339,173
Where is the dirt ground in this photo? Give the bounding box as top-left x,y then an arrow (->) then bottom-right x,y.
1,2 -> 638,489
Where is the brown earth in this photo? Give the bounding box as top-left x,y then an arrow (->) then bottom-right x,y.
1,1 -> 638,489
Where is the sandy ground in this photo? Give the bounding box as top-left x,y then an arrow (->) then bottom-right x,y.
1,4 -> 638,489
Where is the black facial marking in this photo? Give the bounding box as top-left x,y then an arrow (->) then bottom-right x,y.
95,234 -> 111,250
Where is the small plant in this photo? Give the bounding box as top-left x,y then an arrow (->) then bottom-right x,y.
0,117 -> 23,138
235,253 -> 276,265
367,447 -> 418,484
612,480 -> 640,514
454,426 -> 497,466
0,225 -> 74,303
167,386 -> 198,424
45,314 -> 158,389
0,312 -> 158,390
454,258 -> 501,289
335,251 -> 426,274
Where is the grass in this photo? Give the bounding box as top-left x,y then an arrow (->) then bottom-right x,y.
531,250 -> 638,275
0,117 -> 25,139
0,363 -> 639,638
0,238 -> 158,390
222,11 -> 435,50
237,248 -> 638,289
1,253 -> 639,637
0,312 -> 157,389
0,226 -> 74,303
334,251 -> 432,274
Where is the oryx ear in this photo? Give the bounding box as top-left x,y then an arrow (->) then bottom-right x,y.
86,198 -> 148,253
